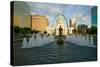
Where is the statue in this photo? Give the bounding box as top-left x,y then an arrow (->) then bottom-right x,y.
59,26 -> 63,36
57,25 -> 64,45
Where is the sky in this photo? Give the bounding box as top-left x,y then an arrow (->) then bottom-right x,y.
26,2 -> 94,27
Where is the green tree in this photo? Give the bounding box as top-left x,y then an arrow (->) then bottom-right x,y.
14,26 -> 20,35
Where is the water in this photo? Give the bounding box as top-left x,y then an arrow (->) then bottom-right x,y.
21,38 -> 28,48
18,34 -> 97,65
21,34 -> 97,48
21,33 -> 55,48
15,40 -> 97,65
65,34 -> 96,47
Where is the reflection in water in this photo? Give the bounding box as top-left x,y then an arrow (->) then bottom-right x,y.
93,35 -> 97,46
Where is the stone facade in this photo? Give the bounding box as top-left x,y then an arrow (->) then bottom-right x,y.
31,15 -> 49,32
13,15 -> 30,28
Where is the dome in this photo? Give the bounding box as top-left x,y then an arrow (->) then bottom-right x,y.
56,14 -> 65,24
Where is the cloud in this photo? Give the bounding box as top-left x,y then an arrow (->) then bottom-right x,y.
72,12 -> 83,18
27,2 -> 63,15
72,12 -> 91,27
82,16 -> 89,21
30,11 -> 38,15
46,6 -> 63,14
72,12 -> 90,21
81,15 -> 91,27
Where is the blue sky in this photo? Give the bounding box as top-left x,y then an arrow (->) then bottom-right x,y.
27,2 -> 94,27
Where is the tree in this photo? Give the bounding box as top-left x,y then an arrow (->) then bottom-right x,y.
85,26 -> 97,34
90,26 -> 97,34
23,27 -> 31,35
77,24 -> 88,34
14,26 -> 20,35
44,31 -> 47,34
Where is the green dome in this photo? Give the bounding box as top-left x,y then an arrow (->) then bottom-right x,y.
56,15 -> 65,24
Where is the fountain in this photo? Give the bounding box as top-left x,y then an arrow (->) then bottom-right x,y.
65,34 -> 96,47
28,37 -> 33,48
21,33 -> 55,48
53,14 -> 70,45
35,33 -> 44,46
21,38 -> 28,48
48,35 -> 55,43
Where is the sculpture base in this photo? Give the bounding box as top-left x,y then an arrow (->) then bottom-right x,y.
57,39 -> 64,45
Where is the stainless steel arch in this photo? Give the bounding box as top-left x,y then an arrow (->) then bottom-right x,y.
53,14 -> 69,34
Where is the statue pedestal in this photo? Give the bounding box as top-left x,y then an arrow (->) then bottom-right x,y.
57,39 -> 64,45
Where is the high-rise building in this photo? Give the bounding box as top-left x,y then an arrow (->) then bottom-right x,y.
13,15 -> 31,28
31,15 -> 49,32
69,18 -> 77,34
13,16 -> 20,26
69,18 -> 76,28
91,6 -> 97,27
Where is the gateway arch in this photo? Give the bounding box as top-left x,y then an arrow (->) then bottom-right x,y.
52,14 -> 69,35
